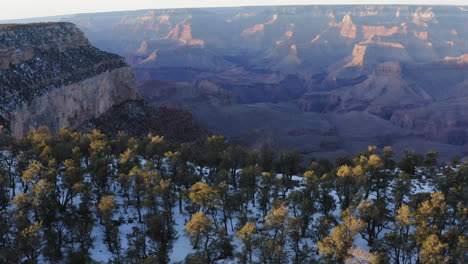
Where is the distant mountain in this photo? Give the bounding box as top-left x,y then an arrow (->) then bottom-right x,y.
52,6 -> 468,159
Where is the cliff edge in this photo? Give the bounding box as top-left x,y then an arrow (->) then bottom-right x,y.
0,22 -> 140,137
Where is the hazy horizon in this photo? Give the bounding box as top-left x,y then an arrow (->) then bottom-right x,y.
1,0 -> 467,21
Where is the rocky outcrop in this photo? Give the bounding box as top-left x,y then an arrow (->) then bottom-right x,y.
79,100 -> 209,142
165,20 -> 205,46
345,42 -> 410,68
346,44 -> 368,67
0,22 -> 139,137
337,14 -> 357,39
9,67 -> 139,136
441,54 -> 468,65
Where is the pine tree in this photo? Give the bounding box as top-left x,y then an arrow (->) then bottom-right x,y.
357,199 -> 387,248
188,182 -> 221,213
420,234 -> 448,264
346,247 -> 378,264
17,221 -> 43,263
259,203 -> 290,264
146,212 -> 175,264
236,222 -> 257,264
125,226 -> 147,263
318,214 -> 366,264
185,212 -> 213,250
97,195 -> 121,257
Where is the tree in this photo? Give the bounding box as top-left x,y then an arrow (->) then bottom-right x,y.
64,181 -> 94,264
420,234 -> 448,264
146,212 -> 175,264
17,221 -> 43,263
414,193 -> 447,242
185,212 -> 213,258
239,165 -> 261,207
294,170 -> 319,236
21,160 -> 45,193
145,134 -> 168,170
237,222 -> 257,264
87,130 -> 112,201
424,151 -> 439,167
382,146 -> 396,170
309,158 -> 334,178
357,199 -> 387,248
211,227 -> 234,261
383,204 -> 417,264
398,151 -> 423,175
1,127 -> 468,263
128,166 -> 152,222
318,214 -> 366,264
258,203 -> 290,264
118,145 -> 139,201
258,172 -> 277,219
317,173 -> 337,217
188,182 -> 220,213
221,145 -> 249,188
288,217 -> 311,264
335,164 -> 365,210
185,212 -> 232,263
125,226 -> 147,263
435,165 -> 467,214
58,158 -> 85,211
391,172 -> 412,213
260,146 -> 275,173
97,195 -> 121,257
275,150 -> 303,196
345,247 -> 378,264
204,135 -> 226,184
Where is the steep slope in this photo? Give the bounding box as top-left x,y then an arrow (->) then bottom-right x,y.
0,23 -> 140,137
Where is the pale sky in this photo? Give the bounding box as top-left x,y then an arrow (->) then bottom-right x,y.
1,0 -> 467,20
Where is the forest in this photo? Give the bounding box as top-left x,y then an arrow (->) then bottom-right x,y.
0,127 -> 466,264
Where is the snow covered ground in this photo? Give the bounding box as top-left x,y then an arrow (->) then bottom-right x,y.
89,168 -> 439,263
1,149 -> 446,264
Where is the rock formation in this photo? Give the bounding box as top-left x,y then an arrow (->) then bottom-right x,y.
0,23 -> 140,137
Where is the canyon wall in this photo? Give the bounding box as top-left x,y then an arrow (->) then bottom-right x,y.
0,23 -> 140,137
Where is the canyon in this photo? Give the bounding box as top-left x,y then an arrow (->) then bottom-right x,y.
2,5 -> 467,160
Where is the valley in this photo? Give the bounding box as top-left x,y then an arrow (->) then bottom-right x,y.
54,5 -> 468,160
